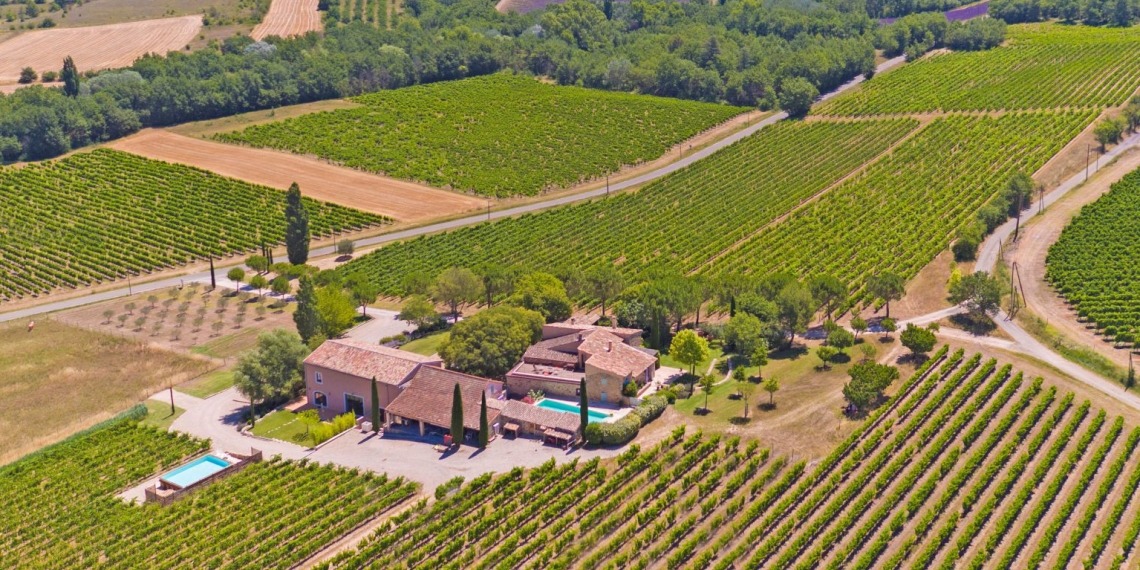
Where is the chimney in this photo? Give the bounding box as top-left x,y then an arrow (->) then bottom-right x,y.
607,341 -> 613,352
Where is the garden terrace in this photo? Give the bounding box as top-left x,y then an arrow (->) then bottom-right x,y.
317,346 -> 1140,569
0,149 -> 386,302
215,73 -> 750,197
0,411 -> 417,569
337,118 -> 919,294
815,23 -> 1140,116
1045,167 -> 1140,345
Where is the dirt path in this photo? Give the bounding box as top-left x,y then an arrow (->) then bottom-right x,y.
1004,146 -> 1140,372
0,16 -> 201,86
251,0 -> 322,40
108,130 -> 487,222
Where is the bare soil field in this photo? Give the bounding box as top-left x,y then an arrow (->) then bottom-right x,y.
168,98 -> 361,137
107,130 -> 487,222
0,318 -> 213,466
0,15 -> 201,85
251,0 -> 321,40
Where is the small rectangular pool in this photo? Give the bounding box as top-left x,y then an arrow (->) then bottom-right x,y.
537,399 -> 611,423
161,454 -> 231,489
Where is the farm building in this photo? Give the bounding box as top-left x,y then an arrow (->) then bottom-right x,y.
303,339 -> 441,421
506,321 -> 658,405
385,365 -> 506,441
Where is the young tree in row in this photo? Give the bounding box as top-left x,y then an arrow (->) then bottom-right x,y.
246,254 -> 269,274
752,339 -> 769,379
285,182 -> 310,265
738,374 -> 755,419
450,383 -> 464,447
228,267 -> 245,292
670,329 -> 710,376
234,329 -> 309,427
249,274 -> 269,298
867,271 -> 905,319
698,373 -> 718,413
761,376 -> 780,407
816,345 -> 838,369
433,267 -> 483,322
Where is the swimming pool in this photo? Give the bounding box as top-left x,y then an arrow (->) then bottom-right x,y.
161,454 -> 231,489
536,399 -> 611,423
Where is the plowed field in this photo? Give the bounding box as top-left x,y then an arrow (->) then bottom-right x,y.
251,0 -> 322,40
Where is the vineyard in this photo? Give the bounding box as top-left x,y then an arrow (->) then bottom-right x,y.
336,118 -> 917,293
707,110 -> 1095,307
0,410 -> 417,569
319,347 -> 1140,570
325,0 -> 388,27
216,74 -> 749,197
1045,168 -> 1140,343
0,149 -> 385,302
815,24 -> 1140,116
337,111 -> 1091,306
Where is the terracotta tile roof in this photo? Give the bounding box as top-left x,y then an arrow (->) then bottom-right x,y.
532,333 -> 585,352
385,366 -> 504,431
304,339 -> 440,386
522,345 -> 579,366
584,341 -> 657,378
577,329 -> 625,358
501,400 -> 581,434
542,322 -> 643,341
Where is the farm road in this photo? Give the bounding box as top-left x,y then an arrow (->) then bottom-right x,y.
0,56 -> 904,324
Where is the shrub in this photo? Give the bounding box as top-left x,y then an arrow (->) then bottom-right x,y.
622,381 -> 640,397
584,422 -> 605,445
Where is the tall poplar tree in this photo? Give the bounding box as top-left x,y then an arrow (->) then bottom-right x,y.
284,182 -> 310,264
61,56 -> 79,97
450,383 -> 464,447
293,275 -> 320,344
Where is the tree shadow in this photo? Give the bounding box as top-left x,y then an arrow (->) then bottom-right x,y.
831,353 -> 852,365
949,313 -> 997,336
758,402 -> 777,412
694,407 -> 712,416
771,346 -> 807,361
729,416 -> 752,425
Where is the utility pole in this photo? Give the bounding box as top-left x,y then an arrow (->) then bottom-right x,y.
1086,144 -> 1091,181
486,201 -> 491,222
169,383 -> 176,415
127,275 -> 132,296
209,256 -> 217,290
1013,190 -> 1023,242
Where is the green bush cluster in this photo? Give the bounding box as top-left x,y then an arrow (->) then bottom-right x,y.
584,394 -> 669,446
310,412 -> 357,446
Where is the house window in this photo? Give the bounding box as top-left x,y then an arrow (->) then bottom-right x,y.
314,392 -> 328,408
315,371 -> 323,384
345,394 -> 366,418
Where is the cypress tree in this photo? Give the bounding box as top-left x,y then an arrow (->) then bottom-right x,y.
284,182 -> 310,264
371,376 -> 381,433
450,383 -> 464,447
579,377 -> 589,434
61,56 -> 79,97
478,391 -> 489,448
293,275 -> 320,344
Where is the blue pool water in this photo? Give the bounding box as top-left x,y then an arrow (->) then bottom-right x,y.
162,455 -> 230,488
537,399 -> 611,423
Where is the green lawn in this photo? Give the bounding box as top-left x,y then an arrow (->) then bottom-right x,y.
139,400 -> 185,431
660,345 -> 724,376
250,410 -> 316,447
176,370 -> 235,399
400,332 -> 449,356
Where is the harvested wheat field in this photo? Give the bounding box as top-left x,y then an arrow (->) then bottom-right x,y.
108,130 -> 487,222
251,0 -> 322,40
0,16 -> 201,85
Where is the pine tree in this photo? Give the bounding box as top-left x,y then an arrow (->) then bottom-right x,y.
371,376 -> 381,433
450,383 -> 464,447
293,275 -> 320,344
61,56 -> 79,97
579,377 -> 589,434
478,391 -> 489,448
284,182 -> 310,264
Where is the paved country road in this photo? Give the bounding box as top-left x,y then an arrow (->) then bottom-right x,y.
0,56 -> 905,324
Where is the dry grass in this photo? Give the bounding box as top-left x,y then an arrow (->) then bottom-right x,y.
251,0 -> 321,40
0,319 -> 213,465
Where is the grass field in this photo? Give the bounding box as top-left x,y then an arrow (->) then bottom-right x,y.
216,73 -> 749,197
1045,168 -> 1140,344
399,331 -> 448,356
140,399 -> 185,430
318,346 -> 1140,570
0,149 -> 385,302
177,370 -> 234,398
815,24 -> 1140,116
0,413 -> 417,569
0,319 -> 213,465
336,119 -> 919,295
250,409 -> 315,446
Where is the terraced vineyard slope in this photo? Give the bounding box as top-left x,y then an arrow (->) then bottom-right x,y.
336,118 -> 919,294
815,24 -> 1140,116
216,74 -> 750,197
0,149 -> 386,302
1045,167 -> 1140,344
318,347 -> 1140,570
0,410 -> 417,569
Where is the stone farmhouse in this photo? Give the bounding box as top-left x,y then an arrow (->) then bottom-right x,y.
506,321 -> 658,405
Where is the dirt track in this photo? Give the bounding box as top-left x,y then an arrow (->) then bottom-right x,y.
251,0 -> 322,40
1007,146 -> 1140,369
0,16 -> 201,85
107,130 -> 487,222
